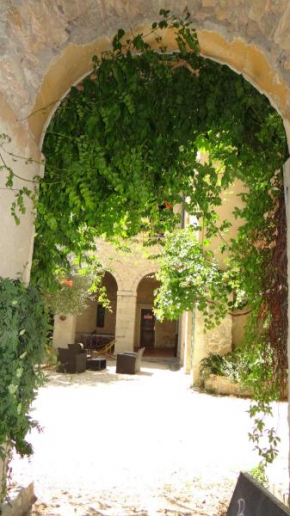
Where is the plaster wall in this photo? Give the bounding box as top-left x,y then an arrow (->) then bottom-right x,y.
75,298 -> 117,336
183,311 -> 193,374
155,319 -> 177,349
178,313 -> 186,365
232,312 -> 247,349
53,314 -> 76,348
75,299 -> 98,335
115,291 -> 137,353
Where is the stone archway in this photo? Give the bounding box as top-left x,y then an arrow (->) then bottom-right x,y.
2,3 -> 290,284
2,2 -> 290,279
1,1 -> 290,492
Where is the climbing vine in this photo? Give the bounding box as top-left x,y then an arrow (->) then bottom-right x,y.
29,10 -> 284,287
0,278 -> 49,501
2,9 -> 288,474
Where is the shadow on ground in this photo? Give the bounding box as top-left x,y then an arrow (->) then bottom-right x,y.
44,363 -> 156,388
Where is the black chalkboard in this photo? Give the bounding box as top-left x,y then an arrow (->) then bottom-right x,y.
227,472 -> 290,516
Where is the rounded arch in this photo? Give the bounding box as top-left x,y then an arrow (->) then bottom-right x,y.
134,271 -> 178,355
131,266 -> 159,295
75,270 -> 119,342
136,272 -> 160,297
102,269 -> 120,293
27,26 -> 290,147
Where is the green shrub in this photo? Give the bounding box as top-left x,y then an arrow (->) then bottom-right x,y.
200,349 -> 251,383
0,278 -> 50,500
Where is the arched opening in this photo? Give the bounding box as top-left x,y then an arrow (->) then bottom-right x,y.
75,271 -> 118,348
33,17 -> 288,388
29,28 -> 290,148
1,5 -> 290,512
135,273 -> 178,357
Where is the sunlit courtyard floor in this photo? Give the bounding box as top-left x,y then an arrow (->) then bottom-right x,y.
11,361 -> 289,515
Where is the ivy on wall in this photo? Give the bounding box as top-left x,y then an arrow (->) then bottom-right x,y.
0,278 -> 49,500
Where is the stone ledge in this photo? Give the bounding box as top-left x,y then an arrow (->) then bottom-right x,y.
204,374 -> 253,397
204,374 -> 288,399
2,483 -> 36,516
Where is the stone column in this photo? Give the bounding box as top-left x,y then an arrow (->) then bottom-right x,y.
178,313 -> 186,365
192,310 -> 207,386
184,311 -> 193,374
0,120 -> 43,283
0,118 -> 43,497
192,310 -> 233,385
53,315 -> 77,348
115,291 -> 137,353
180,311 -> 193,374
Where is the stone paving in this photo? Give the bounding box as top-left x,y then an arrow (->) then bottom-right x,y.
10,360 -> 289,515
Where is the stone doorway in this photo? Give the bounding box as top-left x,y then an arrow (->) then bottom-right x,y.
134,274 -> 178,357
140,308 -> 155,348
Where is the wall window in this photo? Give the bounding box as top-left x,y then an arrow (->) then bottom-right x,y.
97,304 -> 105,328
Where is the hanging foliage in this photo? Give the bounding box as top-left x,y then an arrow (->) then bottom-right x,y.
28,10 -> 286,289
2,9 -> 287,471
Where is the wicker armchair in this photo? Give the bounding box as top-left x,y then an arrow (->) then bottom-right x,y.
57,343 -> 86,373
116,348 -> 145,374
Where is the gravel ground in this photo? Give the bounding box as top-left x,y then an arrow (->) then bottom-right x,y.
10,361 -> 289,515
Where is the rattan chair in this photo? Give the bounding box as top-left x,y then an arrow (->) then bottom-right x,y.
57,343 -> 86,373
116,348 -> 145,374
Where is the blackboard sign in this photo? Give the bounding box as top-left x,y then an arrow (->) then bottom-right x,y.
227,472 -> 290,516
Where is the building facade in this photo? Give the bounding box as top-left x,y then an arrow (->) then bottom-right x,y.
53,178 -> 246,383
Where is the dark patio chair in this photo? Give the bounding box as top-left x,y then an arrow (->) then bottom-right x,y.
116,347 -> 145,374
57,343 -> 86,373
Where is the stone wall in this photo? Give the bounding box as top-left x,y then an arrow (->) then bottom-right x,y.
204,314 -> 233,355
192,310 -> 233,385
1,1 -> 290,139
